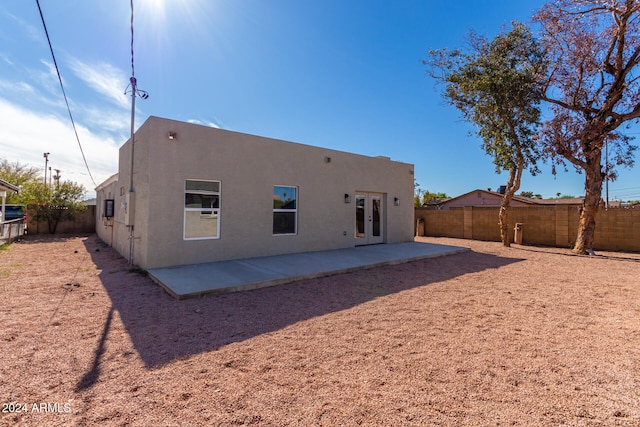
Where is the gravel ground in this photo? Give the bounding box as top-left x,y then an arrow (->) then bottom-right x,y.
1,233 -> 639,426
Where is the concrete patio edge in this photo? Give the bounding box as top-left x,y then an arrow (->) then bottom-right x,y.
147,242 -> 469,300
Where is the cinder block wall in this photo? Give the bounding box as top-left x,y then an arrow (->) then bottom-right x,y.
594,208 -> 640,251
415,208 -> 464,238
27,205 -> 96,235
415,206 -> 640,252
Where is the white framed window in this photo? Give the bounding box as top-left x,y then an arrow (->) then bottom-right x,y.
184,179 -> 220,240
273,185 -> 297,235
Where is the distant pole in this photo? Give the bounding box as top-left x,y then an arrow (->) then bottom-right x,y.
43,152 -> 50,184
54,169 -> 61,188
48,167 -> 52,188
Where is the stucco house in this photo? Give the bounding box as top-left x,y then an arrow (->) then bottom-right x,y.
0,178 -> 20,222
95,116 -> 415,269
0,178 -> 23,244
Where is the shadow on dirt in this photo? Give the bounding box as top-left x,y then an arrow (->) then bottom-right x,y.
82,234 -> 523,369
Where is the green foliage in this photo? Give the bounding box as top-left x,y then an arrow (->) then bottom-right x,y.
414,182 -> 449,207
519,191 -> 542,199
425,23 -> 548,247
0,158 -> 41,203
18,180 -> 86,234
425,21 -> 547,176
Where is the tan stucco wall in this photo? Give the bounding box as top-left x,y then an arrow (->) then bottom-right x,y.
95,174 -> 130,260
97,116 -> 414,268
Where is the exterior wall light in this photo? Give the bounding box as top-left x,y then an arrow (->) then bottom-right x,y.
168,132 -> 177,140
344,193 -> 351,204
394,197 -> 400,206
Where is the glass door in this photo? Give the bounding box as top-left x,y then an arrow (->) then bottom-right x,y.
370,194 -> 383,244
355,192 -> 384,245
356,195 -> 366,238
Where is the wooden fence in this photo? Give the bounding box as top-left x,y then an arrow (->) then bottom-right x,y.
415,205 -> 640,252
0,218 -> 26,245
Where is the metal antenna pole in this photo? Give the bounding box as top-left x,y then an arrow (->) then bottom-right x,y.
129,76 -> 136,194
125,0 -> 148,265
43,152 -> 50,184
127,76 -> 136,265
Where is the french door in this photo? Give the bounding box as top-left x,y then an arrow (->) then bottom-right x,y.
355,192 -> 384,245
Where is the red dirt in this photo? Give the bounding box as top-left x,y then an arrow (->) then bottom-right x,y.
1,234 -> 639,426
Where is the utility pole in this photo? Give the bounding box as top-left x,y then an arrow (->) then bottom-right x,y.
124,0 -> 149,265
53,169 -> 61,188
48,167 -> 52,189
43,152 -> 50,184
605,140 -> 609,210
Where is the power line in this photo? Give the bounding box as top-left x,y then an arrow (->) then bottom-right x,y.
35,0 -> 97,189
612,187 -> 640,191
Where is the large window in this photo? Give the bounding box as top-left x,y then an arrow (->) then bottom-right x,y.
184,180 -> 220,240
273,185 -> 297,235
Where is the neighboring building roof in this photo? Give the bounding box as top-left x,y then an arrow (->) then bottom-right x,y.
423,197 -> 451,207
95,173 -> 119,191
434,189 -> 584,209
531,197 -> 584,205
0,178 -> 20,193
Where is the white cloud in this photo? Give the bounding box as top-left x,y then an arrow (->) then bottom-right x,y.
23,59 -> 61,96
0,97 -> 120,196
0,53 -> 137,197
80,104 -> 132,136
5,12 -> 42,42
67,58 -> 130,109
0,79 -> 34,94
187,118 -> 221,129
0,52 -> 14,66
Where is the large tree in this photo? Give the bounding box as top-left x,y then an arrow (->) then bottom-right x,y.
534,0 -> 640,254
0,158 -> 40,204
18,180 -> 86,234
425,22 -> 547,246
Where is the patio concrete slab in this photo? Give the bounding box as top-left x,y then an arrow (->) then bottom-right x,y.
147,242 -> 469,299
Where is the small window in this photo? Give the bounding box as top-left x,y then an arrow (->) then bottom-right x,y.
184,179 -> 220,240
273,185 -> 297,235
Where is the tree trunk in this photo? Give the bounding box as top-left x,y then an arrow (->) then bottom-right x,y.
499,194 -> 513,248
499,165 -> 523,247
573,156 -> 603,254
47,207 -> 63,234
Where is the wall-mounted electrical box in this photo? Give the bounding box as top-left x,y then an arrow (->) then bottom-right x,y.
104,199 -> 115,218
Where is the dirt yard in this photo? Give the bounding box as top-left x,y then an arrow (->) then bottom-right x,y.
1,234 -> 639,426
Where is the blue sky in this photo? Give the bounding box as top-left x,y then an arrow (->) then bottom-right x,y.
1,0 -> 639,201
